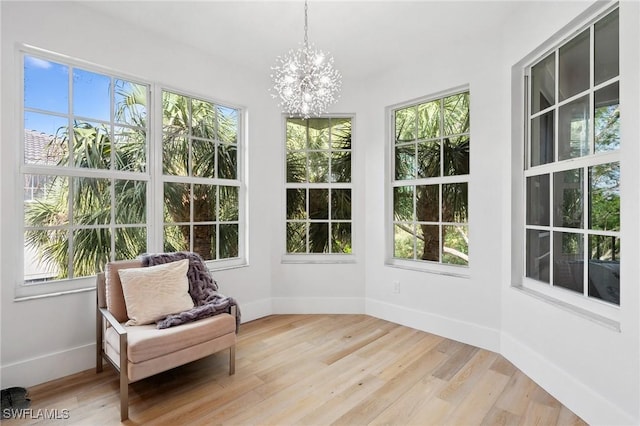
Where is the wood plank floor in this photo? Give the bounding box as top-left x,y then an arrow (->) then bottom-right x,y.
3,315 -> 587,425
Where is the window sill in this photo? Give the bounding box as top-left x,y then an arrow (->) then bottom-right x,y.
385,259 -> 470,278
281,254 -> 357,264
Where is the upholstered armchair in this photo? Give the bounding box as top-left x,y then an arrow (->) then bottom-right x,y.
96,256 -> 237,421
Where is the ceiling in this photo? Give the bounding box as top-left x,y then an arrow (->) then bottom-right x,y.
78,1 -> 521,81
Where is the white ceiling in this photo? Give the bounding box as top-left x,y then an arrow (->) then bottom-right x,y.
78,1 -> 521,81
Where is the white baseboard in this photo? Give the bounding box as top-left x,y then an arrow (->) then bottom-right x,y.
501,332 -> 636,426
1,343 -> 95,389
272,297 -> 365,314
365,298 -> 501,353
238,297 -> 272,323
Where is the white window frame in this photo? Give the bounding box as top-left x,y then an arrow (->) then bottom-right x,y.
281,114 -> 356,264
511,2 -> 620,325
386,85 -> 471,278
17,46 -> 247,300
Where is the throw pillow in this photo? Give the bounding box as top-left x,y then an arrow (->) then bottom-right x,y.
118,259 -> 194,326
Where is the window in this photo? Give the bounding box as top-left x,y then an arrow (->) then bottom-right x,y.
524,8 -> 620,306
285,117 -> 353,256
390,89 -> 470,270
21,50 -> 244,294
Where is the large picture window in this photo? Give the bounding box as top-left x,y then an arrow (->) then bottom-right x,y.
391,90 -> 470,268
285,117 -> 353,255
21,51 -> 244,293
524,8 -> 620,306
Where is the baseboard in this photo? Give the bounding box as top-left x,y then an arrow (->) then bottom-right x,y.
0,343 -> 95,389
501,332 -> 636,426
238,297 -> 272,323
272,297 -> 365,314
365,298 -> 500,353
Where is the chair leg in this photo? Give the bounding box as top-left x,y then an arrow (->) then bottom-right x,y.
229,345 -> 236,375
119,334 -> 129,421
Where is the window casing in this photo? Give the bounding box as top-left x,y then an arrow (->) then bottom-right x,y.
522,7 -> 620,309
284,117 -> 353,259
388,89 -> 470,273
20,48 -> 245,297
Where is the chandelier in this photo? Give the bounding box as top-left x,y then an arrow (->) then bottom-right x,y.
271,0 -> 341,119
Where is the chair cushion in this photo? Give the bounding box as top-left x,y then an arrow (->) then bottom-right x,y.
105,259 -> 142,323
105,313 -> 236,364
118,259 -> 194,326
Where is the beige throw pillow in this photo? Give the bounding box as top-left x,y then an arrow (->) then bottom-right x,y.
118,259 -> 194,326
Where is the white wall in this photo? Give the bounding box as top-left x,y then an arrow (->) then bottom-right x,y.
1,1 -> 638,425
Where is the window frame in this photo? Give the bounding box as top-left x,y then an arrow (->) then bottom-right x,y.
281,114 -> 356,264
386,85 -> 471,277
17,46 -> 247,299
512,3 -> 620,323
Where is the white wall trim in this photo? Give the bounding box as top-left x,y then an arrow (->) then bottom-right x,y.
272,297 -> 365,314
501,331 -> 636,426
365,298 -> 500,353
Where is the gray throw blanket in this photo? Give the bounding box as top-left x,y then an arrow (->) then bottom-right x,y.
141,252 -> 240,331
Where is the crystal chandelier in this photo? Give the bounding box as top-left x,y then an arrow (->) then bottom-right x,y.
271,0 -> 341,119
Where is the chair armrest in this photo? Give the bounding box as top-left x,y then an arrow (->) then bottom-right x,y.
99,307 -> 127,336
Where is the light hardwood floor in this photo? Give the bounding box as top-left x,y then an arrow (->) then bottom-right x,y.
4,315 -> 587,425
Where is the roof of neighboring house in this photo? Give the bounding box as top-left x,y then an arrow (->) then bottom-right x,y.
24,129 -> 61,165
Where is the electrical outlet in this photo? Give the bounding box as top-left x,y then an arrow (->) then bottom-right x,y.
392,280 -> 401,294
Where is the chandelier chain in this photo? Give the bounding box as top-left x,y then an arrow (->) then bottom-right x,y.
304,0 -> 309,49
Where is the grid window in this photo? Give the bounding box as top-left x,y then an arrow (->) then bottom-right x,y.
525,8 -> 620,306
392,90 -> 470,266
285,117 -> 353,254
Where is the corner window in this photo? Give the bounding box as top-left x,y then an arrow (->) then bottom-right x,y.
390,89 -> 470,270
284,117 -> 353,256
524,8 -> 620,306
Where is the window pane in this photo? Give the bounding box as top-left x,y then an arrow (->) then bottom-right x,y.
114,180 -> 146,224
443,93 -> 470,136
443,136 -> 469,176
594,82 -> 620,152
308,151 -> 329,183
286,151 -> 307,183
394,224 -> 414,259
73,122 -> 110,169
331,223 -> 352,254
73,228 -> 111,277
162,92 -> 190,138
331,189 -> 351,220
193,184 -> 216,222
393,186 -> 414,221
217,144 -> 237,179
286,119 -> 307,150
219,224 -> 239,258
553,231 -> 584,294
72,177 -> 110,225
194,224 -> 216,260
164,225 -> 189,252
526,174 -> 550,226
73,68 -> 110,121
24,176 -> 69,225
395,106 -> 416,142
307,118 -> 330,150
443,225 -> 468,266
416,185 -> 439,222
553,168 -> 583,228
331,118 -> 352,150
114,127 -> 146,172
287,222 -> 307,253
217,106 -> 238,144
24,56 -> 68,114
164,182 -> 190,223
190,138 -> 214,178
309,222 -> 329,253
417,224 -> 439,262
594,9 -> 619,85
417,140 -> 440,178
191,98 -> 215,139
559,29 -> 590,101
530,111 -> 554,166
395,144 -> 415,180
219,186 -> 239,221
24,116 -> 68,166
162,136 -> 188,176
287,188 -> 306,220
115,227 -> 146,261
531,53 -> 555,114
526,229 -> 550,283
558,95 -> 589,160
114,80 -> 147,127
309,189 -> 329,219
589,162 -> 620,231
442,183 -> 468,223
588,234 -> 620,305
331,150 -> 351,183
417,100 -> 440,140
24,229 -> 65,283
